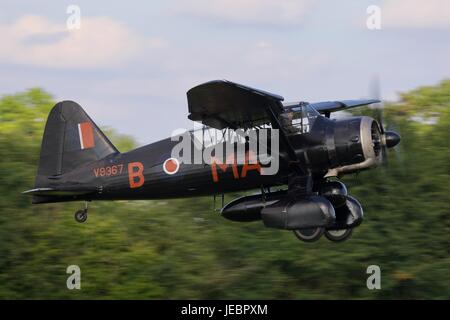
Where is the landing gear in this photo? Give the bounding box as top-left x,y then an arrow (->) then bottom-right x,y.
75,210 -> 87,223
74,202 -> 89,223
289,174 -> 326,243
324,228 -> 353,242
293,227 -> 353,242
293,227 -> 324,242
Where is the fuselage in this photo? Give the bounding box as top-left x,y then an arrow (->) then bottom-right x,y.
54,114 -> 382,202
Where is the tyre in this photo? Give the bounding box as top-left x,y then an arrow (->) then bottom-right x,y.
74,209 -> 87,223
324,228 -> 353,242
293,227 -> 324,242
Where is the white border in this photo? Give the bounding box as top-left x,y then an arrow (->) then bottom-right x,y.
163,158 -> 180,175
77,123 -> 84,149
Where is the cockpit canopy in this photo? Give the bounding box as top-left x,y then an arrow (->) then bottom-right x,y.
281,102 -> 320,135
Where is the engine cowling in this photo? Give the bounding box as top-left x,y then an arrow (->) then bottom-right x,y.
324,116 -> 382,176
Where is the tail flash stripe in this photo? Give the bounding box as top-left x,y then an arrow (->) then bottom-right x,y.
78,123 -> 84,149
78,122 -> 95,150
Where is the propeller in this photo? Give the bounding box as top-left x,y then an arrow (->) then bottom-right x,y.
369,76 -> 401,166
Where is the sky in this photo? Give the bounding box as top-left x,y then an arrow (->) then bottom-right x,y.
0,0 -> 449,144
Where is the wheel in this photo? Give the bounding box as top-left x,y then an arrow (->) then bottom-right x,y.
293,227 -> 324,242
74,209 -> 87,223
324,228 -> 353,242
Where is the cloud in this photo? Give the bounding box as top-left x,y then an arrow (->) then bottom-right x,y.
0,15 -> 166,68
174,0 -> 314,26
382,0 -> 450,28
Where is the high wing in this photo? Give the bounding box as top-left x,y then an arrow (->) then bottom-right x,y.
187,80 -> 304,173
187,81 -> 380,128
309,99 -> 380,115
187,80 -> 284,130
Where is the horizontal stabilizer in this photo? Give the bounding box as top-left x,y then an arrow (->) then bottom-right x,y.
23,187 -> 96,197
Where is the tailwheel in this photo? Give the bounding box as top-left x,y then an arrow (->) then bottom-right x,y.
293,227 -> 324,242
74,209 -> 88,223
324,228 -> 353,242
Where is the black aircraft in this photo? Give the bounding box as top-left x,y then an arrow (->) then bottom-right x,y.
24,80 -> 400,242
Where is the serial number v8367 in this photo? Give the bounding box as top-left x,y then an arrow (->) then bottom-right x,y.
93,164 -> 124,177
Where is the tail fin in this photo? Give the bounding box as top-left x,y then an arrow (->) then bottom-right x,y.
35,100 -> 118,187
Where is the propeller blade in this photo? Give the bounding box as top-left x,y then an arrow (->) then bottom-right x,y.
368,75 -> 403,168
369,75 -> 388,165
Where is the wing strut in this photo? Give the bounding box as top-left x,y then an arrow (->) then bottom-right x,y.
266,102 -> 305,175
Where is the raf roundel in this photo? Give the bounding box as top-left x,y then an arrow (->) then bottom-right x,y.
163,158 -> 180,175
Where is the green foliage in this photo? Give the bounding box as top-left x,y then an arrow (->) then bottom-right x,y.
0,83 -> 448,299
